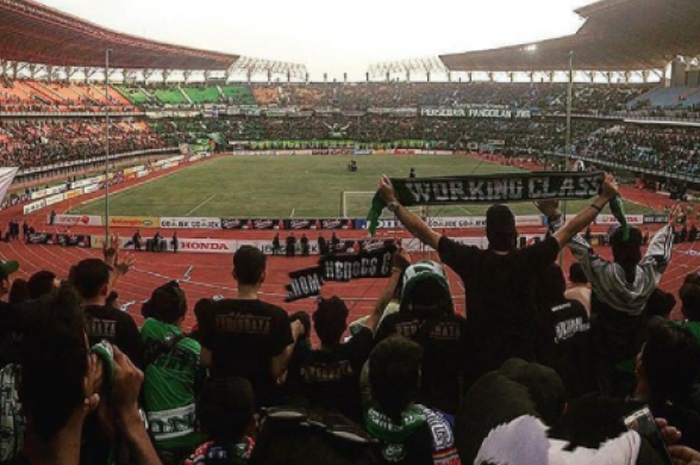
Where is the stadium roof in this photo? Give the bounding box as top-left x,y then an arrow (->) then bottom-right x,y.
0,0 -> 239,70
441,0 -> 700,72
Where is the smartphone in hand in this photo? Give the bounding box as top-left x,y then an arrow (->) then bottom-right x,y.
623,406 -> 673,465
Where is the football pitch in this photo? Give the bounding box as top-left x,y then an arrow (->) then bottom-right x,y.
70,155 -> 655,218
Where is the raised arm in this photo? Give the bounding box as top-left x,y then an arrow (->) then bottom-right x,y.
376,175 -> 440,249
536,172 -> 620,249
364,248 -> 411,333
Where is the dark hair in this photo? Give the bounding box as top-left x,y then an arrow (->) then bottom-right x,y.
197,377 -> 255,442
486,205 -> 517,252
19,284 -> 88,440
233,246 -> 266,285
499,359 -> 566,428
314,297 -> 349,346
642,320 -> 700,402
534,264 -> 566,307
680,273 -> 700,321
250,409 -> 378,465
369,336 -> 423,423
645,288 -> 676,319
27,270 -> 57,300
568,263 -> 588,285
609,226 -> 643,283
142,281 -> 187,324
71,259 -> 112,300
9,278 -> 29,305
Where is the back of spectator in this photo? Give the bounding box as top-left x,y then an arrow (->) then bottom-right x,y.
186,377 -> 256,465
71,258 -> 143,367
366,336 -> 461,465
533,263 -> 594,398
374,261 -> 469,414
287,296 -> 373,422
196,246 -> 304,407
140,280 -> 203,461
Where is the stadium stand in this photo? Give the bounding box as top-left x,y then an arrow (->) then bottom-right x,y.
0,120 -> 166,169
5,0 -> 700,462
152,87 -> 189,106
222,85 -> 257,105
182,86 -> 221,104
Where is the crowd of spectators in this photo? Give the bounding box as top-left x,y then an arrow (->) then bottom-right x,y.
573,124 -> 700,177
0,78 -> 650,115
252,82 -> 647,114
2,174 -> 700,465
0,120 -> 167,169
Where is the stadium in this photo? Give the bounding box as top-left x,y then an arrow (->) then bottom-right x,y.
2,0 -> 700,463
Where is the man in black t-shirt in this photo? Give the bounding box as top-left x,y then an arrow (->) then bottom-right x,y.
197,246 -> 305,407
375,173 -> 619,376
375,260 -> 470,414
533,263 -> 593,398
71,258 -> 143,368
287,296 -> 375,422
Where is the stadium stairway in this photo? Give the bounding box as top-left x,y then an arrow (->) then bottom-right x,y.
179,86 -> 193,105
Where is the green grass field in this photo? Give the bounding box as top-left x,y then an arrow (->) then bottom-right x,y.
71,155 -> 655,218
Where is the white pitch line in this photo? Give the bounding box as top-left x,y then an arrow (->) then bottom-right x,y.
185,194 -> 216,217
290,208 -> 296,218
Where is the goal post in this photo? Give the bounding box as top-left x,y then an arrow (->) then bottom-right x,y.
341,191 -> 375,218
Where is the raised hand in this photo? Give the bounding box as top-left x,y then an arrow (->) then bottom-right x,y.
377,175 -> 397,204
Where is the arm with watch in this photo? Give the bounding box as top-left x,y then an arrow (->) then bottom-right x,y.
377,175 -> 441,250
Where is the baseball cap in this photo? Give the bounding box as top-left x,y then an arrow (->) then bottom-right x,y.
0,260 -> 19,280
141,280 -> 187,323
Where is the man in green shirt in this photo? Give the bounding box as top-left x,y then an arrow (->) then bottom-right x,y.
140,281 -> 203,461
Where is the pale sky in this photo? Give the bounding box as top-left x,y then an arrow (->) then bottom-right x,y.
36,0 -> 598,80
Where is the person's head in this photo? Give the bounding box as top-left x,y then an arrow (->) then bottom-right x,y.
197,377 -> 255,443
399,261 -> 453,316
369,336 -> 423,423
680,272 -> 700,321
9,278 -> 29,305
568,263 -> 588,286
70,259 -> 112,303
486,204 -> 517,252
498,359 -> 567,428
609,225 -> 643,283
106,292 -> 120,311
636,319 -> 700,402
233,246 -> 267,287
0,260 -> 19,296
534,263 -> 567,307
313,297 -> 349,347
250,407 -> 379,465
27,270 -> 59,300
19,284 -> 91,440
141,281 -> 187,325
644,288 -> 676,319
